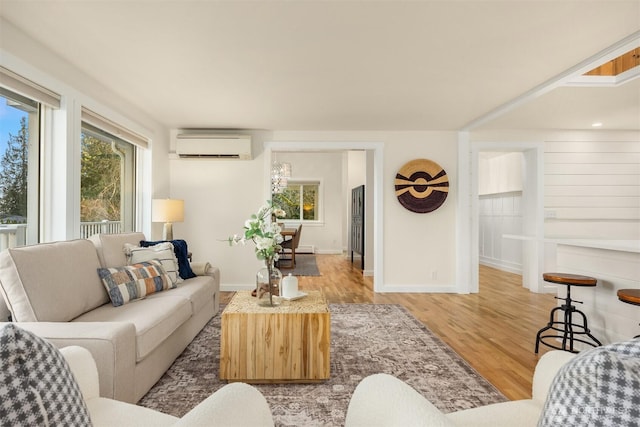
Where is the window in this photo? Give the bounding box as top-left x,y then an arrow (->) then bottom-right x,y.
0,87 -> 41,249
272,181 -> 320,221
80,123 -> 136,238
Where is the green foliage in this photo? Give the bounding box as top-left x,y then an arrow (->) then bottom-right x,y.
0,117 -> 28,223
81,133 -> 121,221
272,184 -> 318,220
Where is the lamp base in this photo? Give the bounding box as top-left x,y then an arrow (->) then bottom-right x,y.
162,223 -> 174,241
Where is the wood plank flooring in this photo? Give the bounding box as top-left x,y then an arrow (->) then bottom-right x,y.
221,254 -> 557,401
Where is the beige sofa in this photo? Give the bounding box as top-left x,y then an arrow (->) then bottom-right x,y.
0,232 -> 220,404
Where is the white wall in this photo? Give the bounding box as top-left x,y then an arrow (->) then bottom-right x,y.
275,151 -> 344,254
472,129 -> 640,241
479,192 -> 523,274
272,131 -> 458,292
478,152 -> 524,273
543,136 -> 640,240
168,130 -> 273,288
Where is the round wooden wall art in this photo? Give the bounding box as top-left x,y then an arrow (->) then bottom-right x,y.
395,159 -> 449,213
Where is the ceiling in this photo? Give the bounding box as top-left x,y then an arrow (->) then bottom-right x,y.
0,1 -> 639,132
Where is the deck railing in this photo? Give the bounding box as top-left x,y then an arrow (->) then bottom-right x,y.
79,221 -> 123,239
0,225 -> 27,252
0,221 -> 122,252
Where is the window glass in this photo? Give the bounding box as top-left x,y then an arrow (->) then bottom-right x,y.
273,181 -> 319,221
0,88 -> 40,249
80,123 -> 136,238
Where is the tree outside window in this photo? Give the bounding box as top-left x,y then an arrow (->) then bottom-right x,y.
80,123 -> 136,236
0,89 -> 39,248
272,181 -> 319,221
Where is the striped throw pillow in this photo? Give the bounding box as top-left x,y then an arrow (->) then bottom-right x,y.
98,260 -> 173,306
124,242 -> 182,285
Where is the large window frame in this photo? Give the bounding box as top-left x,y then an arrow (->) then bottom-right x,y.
0,87 -> 43,248
80,122 -> 137,237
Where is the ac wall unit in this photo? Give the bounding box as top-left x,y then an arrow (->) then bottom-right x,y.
175,134 -> 252,159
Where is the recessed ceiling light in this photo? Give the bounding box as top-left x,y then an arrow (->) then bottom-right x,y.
592,122 -> 603,127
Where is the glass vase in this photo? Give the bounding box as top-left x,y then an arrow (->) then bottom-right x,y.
256,258 -> 282,307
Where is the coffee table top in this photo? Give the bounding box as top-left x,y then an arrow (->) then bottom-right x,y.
224,290 -> 329,314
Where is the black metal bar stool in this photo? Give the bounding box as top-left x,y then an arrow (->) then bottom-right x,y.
535,272 -> 602,353
617,289 -> 640,339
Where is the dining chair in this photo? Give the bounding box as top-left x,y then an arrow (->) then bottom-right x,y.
279,224 -> 302,269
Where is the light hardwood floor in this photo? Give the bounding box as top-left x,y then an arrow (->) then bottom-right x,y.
221,254 -> 557,401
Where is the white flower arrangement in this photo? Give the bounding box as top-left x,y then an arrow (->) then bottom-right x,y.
228,201 -> 286,262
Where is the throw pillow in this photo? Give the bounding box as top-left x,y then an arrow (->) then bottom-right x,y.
538,338 -> 640,427
140,239 -> 196,280
124,242 -> 182,285
97,260 -> 174,307
0,323 -> 93,426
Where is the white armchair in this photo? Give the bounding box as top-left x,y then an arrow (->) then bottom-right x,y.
345,350 -> 576,427
61,346 -> 274,427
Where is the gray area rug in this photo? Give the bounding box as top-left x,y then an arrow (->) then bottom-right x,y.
279,254 -> 320,276
139,303 -> 506,426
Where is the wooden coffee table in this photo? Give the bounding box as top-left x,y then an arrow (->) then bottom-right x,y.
219,290 -> 330,383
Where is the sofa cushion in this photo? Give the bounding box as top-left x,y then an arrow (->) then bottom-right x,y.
0,323 -> 92,426
124,242 -> 182,285
73,295 -> 192,362
88,232 -> 146,268
98,260 -> 175,307
539,338 -> 640,427
147,275 -> 215,314
140,239 -> 196,280
0,239 -> 108,322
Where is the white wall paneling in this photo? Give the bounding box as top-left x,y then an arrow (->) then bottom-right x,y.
479,192 -> 523,274
544,137 -> 640,239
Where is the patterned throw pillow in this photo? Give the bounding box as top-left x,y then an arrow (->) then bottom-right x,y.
124,242 -> 182,285
98,260 -> 174,307
538,338 -> 640,427
0,323 -> 93,426
140,239 -> 197,280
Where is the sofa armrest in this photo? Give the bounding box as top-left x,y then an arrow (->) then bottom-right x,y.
174,382 -> 274,427
60,345 -> 101,401
190,262 -> 219,280
14,321 -> 137,403
345,373 -> 456,427
531,350 -> 576,404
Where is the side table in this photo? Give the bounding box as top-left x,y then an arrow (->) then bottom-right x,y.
219,290 -> 331,383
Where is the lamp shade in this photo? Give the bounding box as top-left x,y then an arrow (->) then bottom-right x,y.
152,199 -> 184,223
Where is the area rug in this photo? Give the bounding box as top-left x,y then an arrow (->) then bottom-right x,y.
282,254 -> 320,276
139,304 -> 506,426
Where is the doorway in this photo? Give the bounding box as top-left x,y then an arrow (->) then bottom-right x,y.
462,141 -> 545,294
264,142 -> 383,291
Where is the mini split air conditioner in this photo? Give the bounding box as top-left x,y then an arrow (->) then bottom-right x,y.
175,133 -> 252,159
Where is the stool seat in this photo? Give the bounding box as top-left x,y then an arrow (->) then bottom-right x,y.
618,289 -> 640,306
535,272 -> 601,354
542,273 -> 597,286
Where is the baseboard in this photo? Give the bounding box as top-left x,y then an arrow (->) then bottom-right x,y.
377,283 -> 458,293
479,257 -> 522,275
221,284 -> 255,292
296,244 -> 315,254
314,249 -> 343,255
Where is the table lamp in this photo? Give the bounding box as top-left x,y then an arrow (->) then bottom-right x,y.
152,199 -> 184,240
